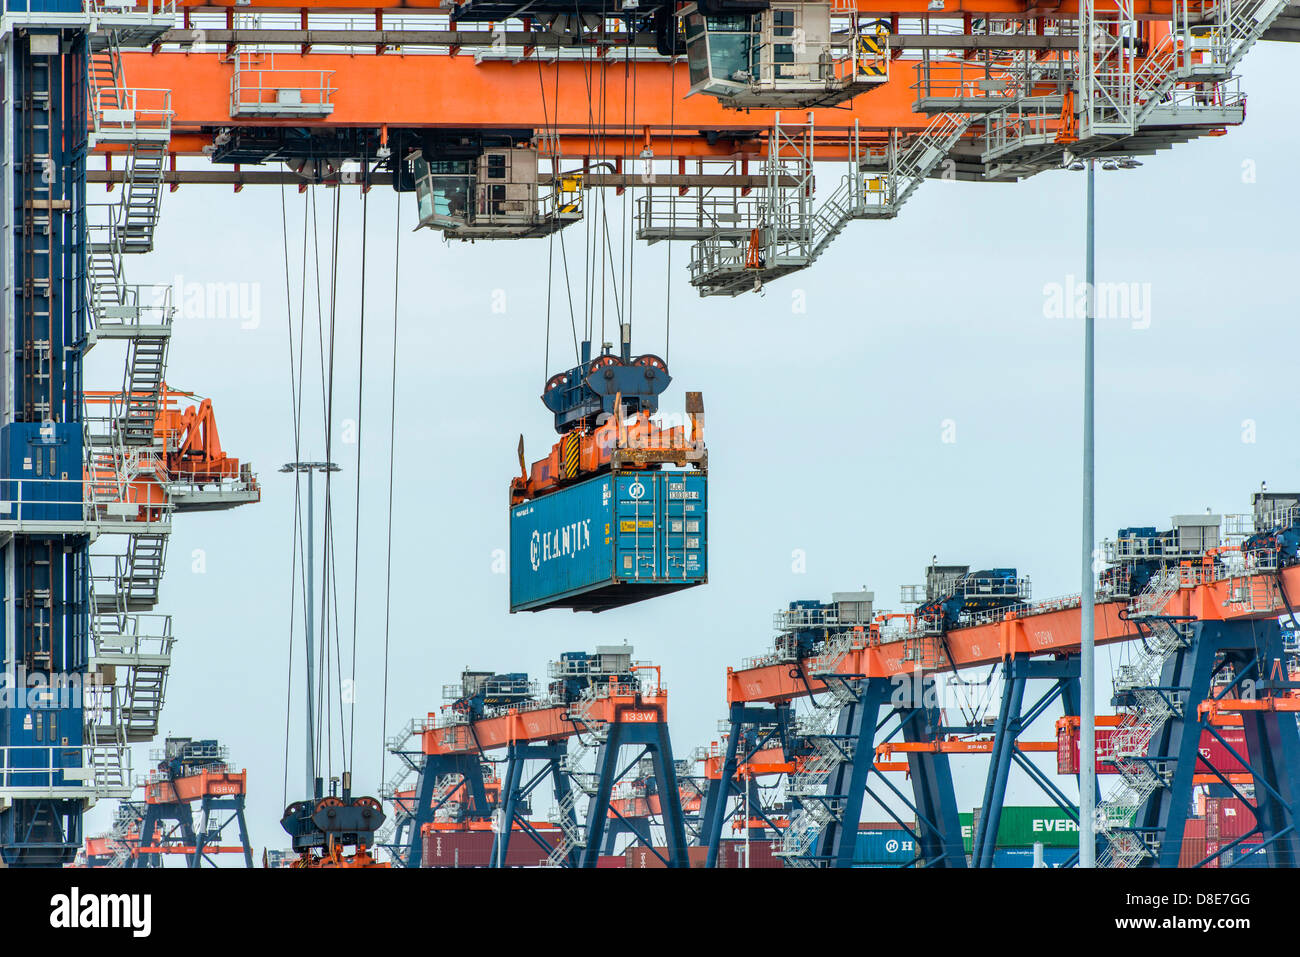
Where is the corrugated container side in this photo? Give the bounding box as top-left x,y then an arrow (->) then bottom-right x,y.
1214,797 -> 1254,840
421,830 -> 556,868
716,840 -> 783,868
509,471 -> 707,612
991,846 -> 1077,868
960,807 -> 1080,851
1180,836 -> 1207,868
624,846 -> 666,869
623,846 -> 709,868
1197,727 -> 1250,774
510,474 -> 614,610
1059,725 -> 1247,775
1226,838 -> 1267,868
856,829 -> 917,864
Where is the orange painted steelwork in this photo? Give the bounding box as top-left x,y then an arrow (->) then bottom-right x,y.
423,680 -> 667,757
166,0 -> 1185,12
511,409 -> 696,505
83,386 -> 257,513
145,769 -> 247,804
874,739 -> 1057,757
727,566 -> 1300,705
111,53 -> 1061,158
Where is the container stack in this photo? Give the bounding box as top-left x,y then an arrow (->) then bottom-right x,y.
961,806 -> 1079,867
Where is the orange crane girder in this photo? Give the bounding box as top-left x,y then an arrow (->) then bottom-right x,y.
104,51 -> 1097,160
167,0 -> 1186,15
423,689 -> 669,756
726,566 -> 1300,704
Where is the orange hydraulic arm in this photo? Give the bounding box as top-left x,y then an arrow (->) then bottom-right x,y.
163,395 -> 242,481
84,386 -> 259,514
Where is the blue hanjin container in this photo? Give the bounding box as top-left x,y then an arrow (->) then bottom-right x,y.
509,470 -> 707,612
991,846 -> 1077,868
852,828 -> 918,865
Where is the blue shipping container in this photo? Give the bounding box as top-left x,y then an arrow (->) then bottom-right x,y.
509,471 -> 707,612
992,846 -> 1077,868
854,829 -> 918,865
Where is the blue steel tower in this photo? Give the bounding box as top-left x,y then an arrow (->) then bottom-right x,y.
0,0 -> 174,865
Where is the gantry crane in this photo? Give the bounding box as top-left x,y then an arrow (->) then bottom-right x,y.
702,489 -> 1300,867
80,800 -> 145,867
0,0 -> 259,865
393,645 -> 693,867
12,0 -> 1298,866
80,0 -> 1298,301
131,737 -> 253,867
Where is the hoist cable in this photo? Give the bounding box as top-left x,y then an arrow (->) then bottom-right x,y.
379,188 -> 402,791
279,181 -> 301,808
346,180 -> 369,776
665,50 -> 676,361
319,187 -> 344,780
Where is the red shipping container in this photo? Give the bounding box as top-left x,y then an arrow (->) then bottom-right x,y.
1180,836 -> 1207,868
716,839 -> 784,869
623,846 -> 708,868
596,855 -> 626,869
1214,797 -> 1254,840
1196,728 -> 1250,775
1058,723 -> 1249,775
421,829 -> 557,868
1205,840 -> 1220,868
1057,732 -> 1074,775
1206,798 -> 1220,840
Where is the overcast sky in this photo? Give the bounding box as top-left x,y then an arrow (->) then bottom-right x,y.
81,41 -> 1299,856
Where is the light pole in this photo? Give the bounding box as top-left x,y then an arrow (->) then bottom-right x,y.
1080,158 -> 1096,869
1070,153 -> 1141,869
281,460 -> 341,799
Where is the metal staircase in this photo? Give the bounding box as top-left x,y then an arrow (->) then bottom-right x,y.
92,532 -> 168,613
121,332 -> 169,444
1096,569 -> 1191,867
776,633 -> 863,866
545,790 -> 587,866
87,612 -> 174,745
543,695 -> 607,866
684,110 -> 972,297
859,111 -> 974,220
1083,0 -> 1283,137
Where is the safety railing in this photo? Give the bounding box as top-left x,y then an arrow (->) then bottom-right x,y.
231,57 -> 336,116
162,468 -> 262,502
912,53 -> 1053,106
1258,504 -> 1300,532
91,612 -> 174,660
0,475 -> 174,530
0,745 -> 132,797
1103,534 -> 1210,563
637,193 -> 776,241
977,95 -> 1062,160
92,87 -> 172,143
746,29 -> 888,92
85,0 -> 176,15
89,282 -> 174,339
